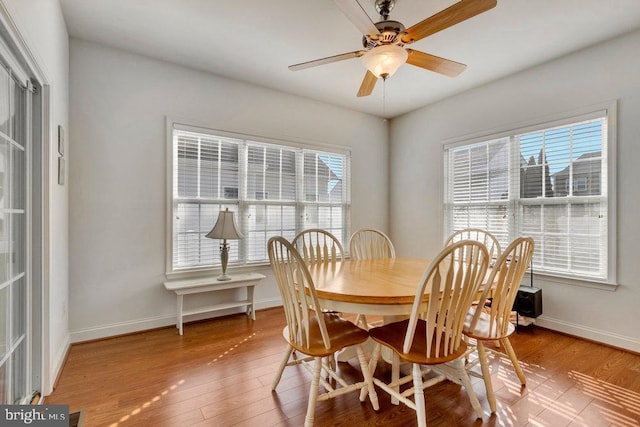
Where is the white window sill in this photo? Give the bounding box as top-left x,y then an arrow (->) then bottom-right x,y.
166,262 -> 272,281
526,272 -> 618,291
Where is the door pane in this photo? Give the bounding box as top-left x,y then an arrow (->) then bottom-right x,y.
0,62 -> 30,403
11,340 -> 26,403
0,361 -> 7,403
0,286 -> 6,359
12,276 -> 25,342
0,133 -> 8,286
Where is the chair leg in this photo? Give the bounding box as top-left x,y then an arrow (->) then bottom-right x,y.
464,335 -> 471,364
477,341 -> 497,413
500,337 -> 526,385
356,345 -> 379,410
360,343 -> 381,402
324,354 -> 336,378
454,358 -> 484,419
272,345 -> 294,390
391,351 -> 401,405
304,357 -> 322,427
412,363 -> 427,427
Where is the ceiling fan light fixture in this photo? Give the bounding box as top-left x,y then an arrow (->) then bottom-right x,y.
361,44 -> 408,78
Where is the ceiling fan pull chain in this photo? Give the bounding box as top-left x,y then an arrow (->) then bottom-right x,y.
382,76 -> 387,118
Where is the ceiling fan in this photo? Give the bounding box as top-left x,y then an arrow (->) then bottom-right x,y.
289,0 -> 497,97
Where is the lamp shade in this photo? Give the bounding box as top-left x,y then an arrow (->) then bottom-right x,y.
361,44 -> 408,78
206,208 -> 244,240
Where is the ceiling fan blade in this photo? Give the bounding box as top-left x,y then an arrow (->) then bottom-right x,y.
357,71 -> 377,97
289,50 -> 366,71
406,49 -> 466,77
334,0 -> 380,37
401,0 -> 497,44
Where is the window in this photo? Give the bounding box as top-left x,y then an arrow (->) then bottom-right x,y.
444,108 -> 615,283
168,125 -> 350,273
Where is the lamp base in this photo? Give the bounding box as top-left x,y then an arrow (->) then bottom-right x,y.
218,241 -> 231,281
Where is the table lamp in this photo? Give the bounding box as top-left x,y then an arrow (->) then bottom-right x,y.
206,208 -> 244,281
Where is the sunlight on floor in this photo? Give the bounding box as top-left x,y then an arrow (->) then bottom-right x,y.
491,364 -> 640,426
106,332 -> 258,427
569,370 -> 640,426
107,379 -> 186,427
207,332 -> 257,365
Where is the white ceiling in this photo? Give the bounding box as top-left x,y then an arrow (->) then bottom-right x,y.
60,0 -> 640,118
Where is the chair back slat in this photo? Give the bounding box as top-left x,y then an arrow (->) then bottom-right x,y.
404,240 -> 489,358
349,228 -> 396,260
293,229 -> 344,265
470,237 -> 535,338
268,236 -> 331,350
445,228 -> 502,261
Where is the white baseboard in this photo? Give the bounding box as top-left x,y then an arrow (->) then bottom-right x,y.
70,297 -> 283,343
536,315 -> 640,353
254,297 -> 282,311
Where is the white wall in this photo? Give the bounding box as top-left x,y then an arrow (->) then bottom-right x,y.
390,30 -> 640,351
68,39 -> 389,341
1,0 -> 70,393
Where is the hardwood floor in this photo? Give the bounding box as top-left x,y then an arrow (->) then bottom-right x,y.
46,308 -> 640,426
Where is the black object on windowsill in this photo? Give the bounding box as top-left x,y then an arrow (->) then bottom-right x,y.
513,261 -> 543,330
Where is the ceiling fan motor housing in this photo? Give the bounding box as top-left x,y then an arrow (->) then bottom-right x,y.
362,20 -> 406,49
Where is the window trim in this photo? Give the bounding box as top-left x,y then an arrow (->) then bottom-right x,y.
165,118 -> 352,278
442,102 -> 617,287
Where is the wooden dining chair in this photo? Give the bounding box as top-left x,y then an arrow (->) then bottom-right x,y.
293,228 -> 344,265
365,240 -> 490,427
348,228 -> 396,329
267,236 -> 379,427
348,228 -> 396,260
463,236 -> 535,413
445,227 -> 502,262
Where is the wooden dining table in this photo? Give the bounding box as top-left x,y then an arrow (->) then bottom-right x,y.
307,257 -> 433,374
307,257 -> 432,317
307,257 -> 492,316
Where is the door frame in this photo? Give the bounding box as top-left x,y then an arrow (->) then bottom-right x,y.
0,2 -> 52,397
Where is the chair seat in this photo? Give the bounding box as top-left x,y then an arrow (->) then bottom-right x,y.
370,319 -> 468,365
463,306 -> 515,341
285,313 -> 369,357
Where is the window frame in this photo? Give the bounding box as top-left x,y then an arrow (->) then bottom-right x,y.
442,103 -> 617,287
165,120 -> 351,278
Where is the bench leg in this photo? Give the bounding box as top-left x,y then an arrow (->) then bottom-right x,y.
248,285 -> 256,320
177,294 -> 184,335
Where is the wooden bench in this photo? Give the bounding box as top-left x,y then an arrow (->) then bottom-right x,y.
163,272 -> 266,335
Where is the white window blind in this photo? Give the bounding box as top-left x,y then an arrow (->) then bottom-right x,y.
170,127 -> 350,272
446,137 -> 512,245
444,111 -> 611,282
174,132 -> 241,269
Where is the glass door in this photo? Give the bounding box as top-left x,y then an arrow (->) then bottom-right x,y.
0,61 -> 30,404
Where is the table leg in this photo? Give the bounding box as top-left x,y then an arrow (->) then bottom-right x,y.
337,337 -> 375,362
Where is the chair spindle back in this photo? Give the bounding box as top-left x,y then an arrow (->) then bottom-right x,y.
268,236 -> 331,351
469,237 -> 535,338
293,229 -> 344,265
404,240 -> 490,357
349,228 -> 396,260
